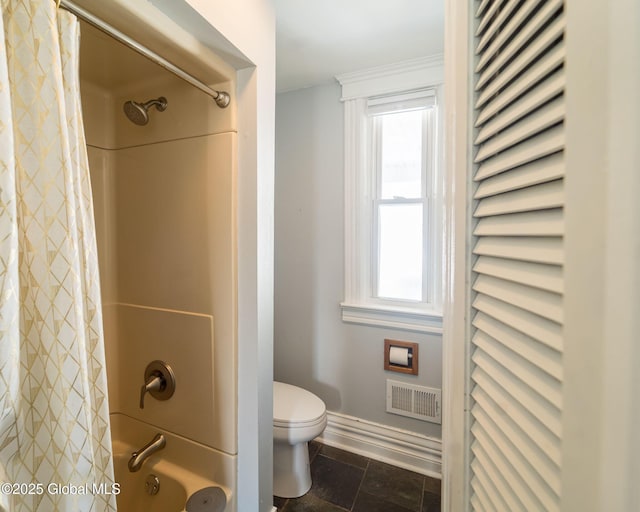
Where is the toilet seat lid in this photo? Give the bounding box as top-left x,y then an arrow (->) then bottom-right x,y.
273,381 -> 326,426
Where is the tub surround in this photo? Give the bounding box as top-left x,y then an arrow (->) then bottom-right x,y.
109,305 -> 219,448
111,414 -> 233,511
80,20 -> 238,509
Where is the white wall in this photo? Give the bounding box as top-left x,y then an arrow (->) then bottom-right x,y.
562,0 -> 640,510
275,83 -> 442,439
179,2 -> 276,511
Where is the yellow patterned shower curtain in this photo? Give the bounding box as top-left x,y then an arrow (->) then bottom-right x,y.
0,1 -> 116,511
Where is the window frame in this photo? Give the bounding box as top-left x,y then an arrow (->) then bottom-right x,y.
337,58 -> 444,334
369,99 -> 433,308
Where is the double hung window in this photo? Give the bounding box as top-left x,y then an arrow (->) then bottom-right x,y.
369,91 -> 436,305
340,76 -> 443,333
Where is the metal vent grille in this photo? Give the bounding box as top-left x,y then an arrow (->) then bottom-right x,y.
386,379 -> 441,424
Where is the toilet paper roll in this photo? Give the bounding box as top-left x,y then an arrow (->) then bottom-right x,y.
389,346 -> 410,366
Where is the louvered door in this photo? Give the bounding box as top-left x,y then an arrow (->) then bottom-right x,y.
468,0 -> 565,510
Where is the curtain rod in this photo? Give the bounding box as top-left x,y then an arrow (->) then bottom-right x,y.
57,0 -> 231,108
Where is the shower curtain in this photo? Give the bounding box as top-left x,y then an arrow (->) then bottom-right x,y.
0,1 -> 116,511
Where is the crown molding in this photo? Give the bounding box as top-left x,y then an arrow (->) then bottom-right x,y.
336,54 -> 444,101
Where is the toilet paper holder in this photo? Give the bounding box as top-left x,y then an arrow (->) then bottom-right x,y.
384,339 -> 419,375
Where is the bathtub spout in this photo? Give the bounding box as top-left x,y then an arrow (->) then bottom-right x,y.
128,434 -> 166,472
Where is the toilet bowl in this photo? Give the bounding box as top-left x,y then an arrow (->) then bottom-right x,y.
273,381 -> 327,498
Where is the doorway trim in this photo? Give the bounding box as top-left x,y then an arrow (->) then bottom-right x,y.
441,1 -> 472,510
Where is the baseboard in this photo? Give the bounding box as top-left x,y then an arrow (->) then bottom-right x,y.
317,411 -> 442,479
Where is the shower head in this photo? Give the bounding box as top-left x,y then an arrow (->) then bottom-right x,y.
123,96 -> 168,126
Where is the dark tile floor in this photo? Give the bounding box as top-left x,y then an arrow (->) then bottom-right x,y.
274,441 -> 441,512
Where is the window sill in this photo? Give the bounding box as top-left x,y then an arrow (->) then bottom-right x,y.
340,302 -> 443,334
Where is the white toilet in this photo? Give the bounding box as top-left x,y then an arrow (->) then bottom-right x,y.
273,381 -> 327,498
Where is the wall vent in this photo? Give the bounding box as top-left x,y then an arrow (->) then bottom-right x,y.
386,379 -> 441,424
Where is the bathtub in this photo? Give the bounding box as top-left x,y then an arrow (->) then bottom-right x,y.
110,414 -> 234,512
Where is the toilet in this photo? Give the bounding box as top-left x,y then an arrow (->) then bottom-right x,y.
273,381 -> 327,498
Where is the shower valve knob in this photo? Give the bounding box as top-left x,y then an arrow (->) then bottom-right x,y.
138,360 -> 176,409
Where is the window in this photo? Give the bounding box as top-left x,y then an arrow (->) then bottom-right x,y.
370,93 -> 435,304
338,59 -> 443,333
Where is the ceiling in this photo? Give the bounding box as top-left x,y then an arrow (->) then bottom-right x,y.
274,0 -> 444,93
79,1 -> 443,94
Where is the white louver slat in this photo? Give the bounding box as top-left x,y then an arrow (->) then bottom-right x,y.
475,0 -> 518,51
476,13 -> 565,107
474,209 -> 564,237
475,0 -> 493,20
472,313 -> 563,380
474,152 -> 564,199
472,275 -> 563,323
472,396 -> 560,507
471,436 -> 526,511
472,419 -> 547,511
473,389 -> 559,492
476,0 -> 562,76
475,44 -> 565,126
473,236 -> 563,265
472,366 -> 562,464
475,69 -> 565,144
476,0 -> 496,22
468,1 -> 565,510
473,256 -> 563,292
473,180 -> 564,216
476,0 -> 561,75
475,125 -> 564,181
474,97 -> 564,162
472,352 -> 562,438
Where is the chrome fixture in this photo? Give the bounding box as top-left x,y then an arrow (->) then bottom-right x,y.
128,433 -> 166,472
57,1 -> 231,109
210,90 -> 230,108
145,474 -> 160,496
139,360 -> 176,409
123,97 -> 167,126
